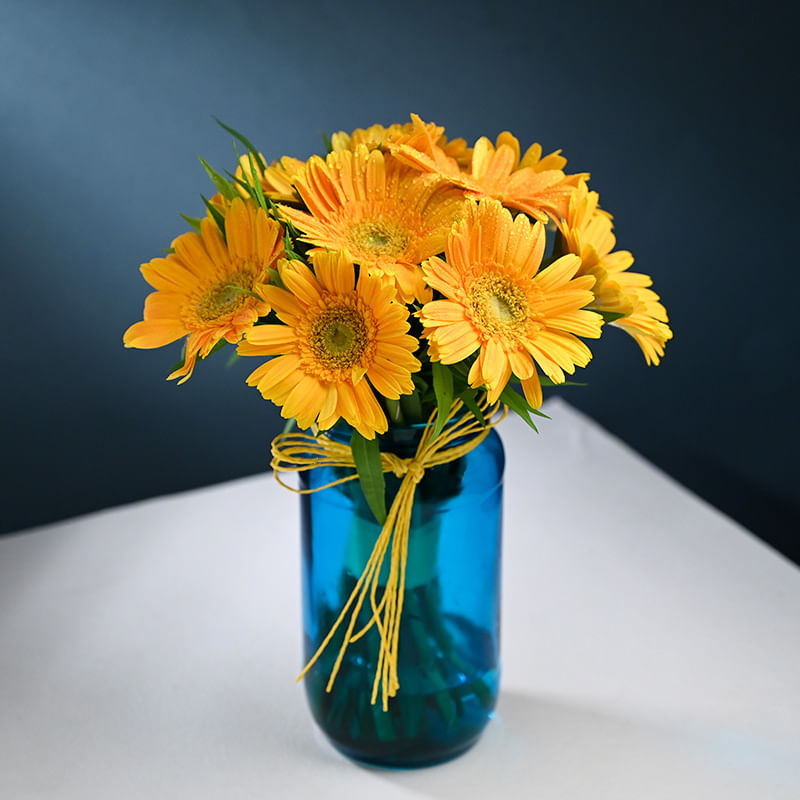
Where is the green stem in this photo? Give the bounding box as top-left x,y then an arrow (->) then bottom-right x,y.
372,699 -> 398,741
420,582 -> 495,710
328,684 -> 350,730
406,591 -> 457,726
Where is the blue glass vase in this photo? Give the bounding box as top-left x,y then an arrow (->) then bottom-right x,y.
299,423 -> 505,767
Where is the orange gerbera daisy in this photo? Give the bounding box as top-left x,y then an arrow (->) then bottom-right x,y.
123,198 -> 284,382
278,144 -> 466,303
238,251 -> 421,438
419,199 -> 603,407
235,153 -> 305,203
559,181 -> 673,365
331,117 -> 472,167
389,117 -> 585,223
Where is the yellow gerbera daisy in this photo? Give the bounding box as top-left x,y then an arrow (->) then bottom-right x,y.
235,153 -> 305,203
559,181 -> 673,365
330,122 -> 412,153
277,144 -> 465,303
389,120 -> 585,223
123,198 -> 284,383
419,199 -> 603,407
331,116 -> 472,167
238,251 -> 421,439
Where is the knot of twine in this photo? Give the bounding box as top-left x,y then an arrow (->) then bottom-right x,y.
386,455 -> 426,484
270,396 -> 505,710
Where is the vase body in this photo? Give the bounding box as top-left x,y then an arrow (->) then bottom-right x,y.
299,424 -> 504,767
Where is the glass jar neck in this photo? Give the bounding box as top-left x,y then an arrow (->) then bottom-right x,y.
324,420 -> 463,459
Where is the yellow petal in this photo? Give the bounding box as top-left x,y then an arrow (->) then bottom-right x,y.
123,320 -> 186,349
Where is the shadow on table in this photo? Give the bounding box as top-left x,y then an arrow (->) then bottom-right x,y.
358,691 -> 799,800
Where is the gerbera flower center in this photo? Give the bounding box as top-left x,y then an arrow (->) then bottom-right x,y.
196,270 -> 254,321
349,220 -> 409,257
470,274 -> 529,337
309,306 -> 368,369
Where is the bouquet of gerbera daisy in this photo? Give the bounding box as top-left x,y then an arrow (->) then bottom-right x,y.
124,115 -> 671,749
125,115 -> 670,425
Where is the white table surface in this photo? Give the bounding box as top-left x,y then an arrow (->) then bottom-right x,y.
1,398 -> 798,799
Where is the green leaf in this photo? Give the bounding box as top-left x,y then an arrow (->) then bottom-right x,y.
180,214 -> 202,232
213,117 -> 267,171
160,247 -> 175,254
227,158 -> 267,212
350,430 -> 387,525
247,151 -> 268,211
282,417 -> 296,435
459,389 -> 486,427
267,266 -> 285,289
597,310 -> 627,323
265,198 -> 301,238
201,194 -> 226,238
537,375 -> 587,387
283,231 -> 303,261
385,398 -> 404,424
498,384 -> 550,432
449,359 -> 471,379
321,131 -> 333,154
225,350 -> 240,368
199,156 -> 239,201
411,374 -> 430,395
226,170 -> 256,195
431,361 -> 454,438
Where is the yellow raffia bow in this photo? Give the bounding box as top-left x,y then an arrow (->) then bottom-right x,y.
270,397 -> 506,710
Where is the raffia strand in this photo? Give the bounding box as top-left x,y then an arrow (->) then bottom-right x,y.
271,397 -> 506,710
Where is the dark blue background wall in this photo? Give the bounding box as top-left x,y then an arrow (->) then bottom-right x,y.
1,0 -> 797,560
